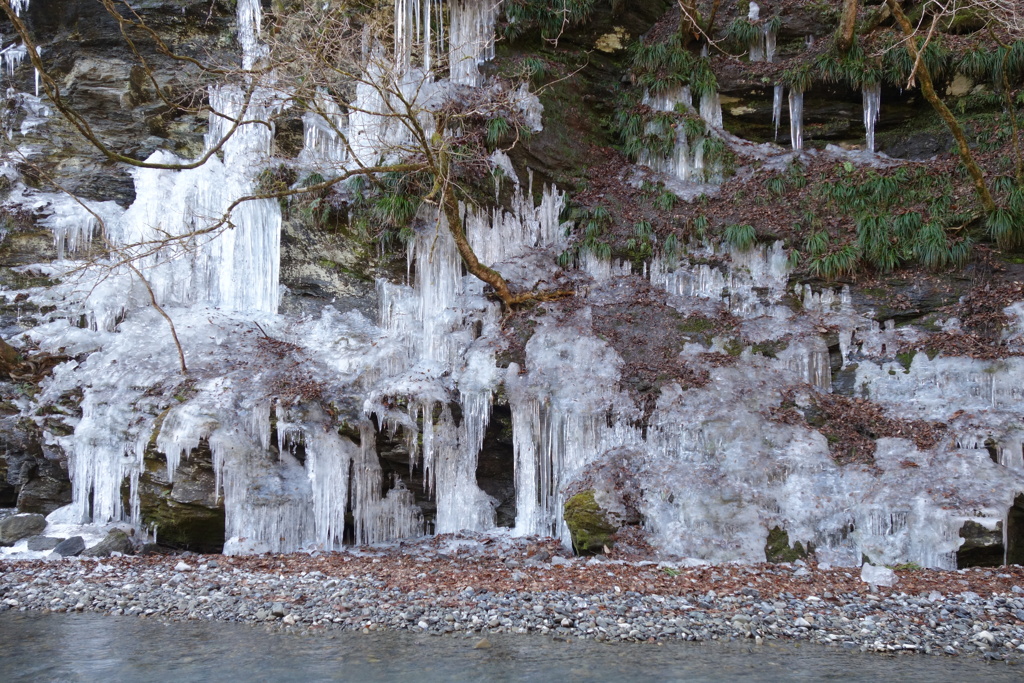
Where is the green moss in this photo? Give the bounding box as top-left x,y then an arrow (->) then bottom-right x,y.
723,338 -> 745,357
751,339 -> 790,359
895,351 -> 916,372
563,490 -> 619,556
764,526 -> 813,563
677,316 -> 716,334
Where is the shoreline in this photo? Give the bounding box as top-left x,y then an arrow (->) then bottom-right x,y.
2,536 -> 1024,664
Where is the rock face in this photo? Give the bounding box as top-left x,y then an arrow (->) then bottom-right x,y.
137,437 -> 224,554
957,520 -> 1005,568
0,513 -> 46,546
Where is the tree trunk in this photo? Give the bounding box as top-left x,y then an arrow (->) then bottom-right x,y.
440,182 -> 572,309
678,0 -> 700,48
837,0 -> 860,53
885,0 -> 996,213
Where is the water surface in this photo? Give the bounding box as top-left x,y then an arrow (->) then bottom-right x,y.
1,611 -> 1019,682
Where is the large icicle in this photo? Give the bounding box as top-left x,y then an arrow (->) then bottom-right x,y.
863,81 -> 881,153
788,87 -> 804,150
772,84 -> 784,141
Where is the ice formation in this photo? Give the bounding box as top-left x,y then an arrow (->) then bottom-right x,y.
636,87 -> 724,187
788,87 -> 804,150
4,0 -> 1024,571
772,84 -> 784,141
748,23 -> 777,64
863,81 -> 881,153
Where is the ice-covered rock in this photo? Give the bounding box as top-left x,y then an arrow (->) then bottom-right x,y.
860,563 -> 897,587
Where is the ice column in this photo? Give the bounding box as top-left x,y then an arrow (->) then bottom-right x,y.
788,88 -> 804,150
700,90 -> 723,128
300,91 -> 349,169
449,0 -> 500,86
863,81 -> 881,153
772,84 -> 784,141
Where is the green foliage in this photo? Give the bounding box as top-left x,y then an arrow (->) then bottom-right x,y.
780,63 -> 813,92
987,207 -> 1022,248
815,42 -> 881,89
486,116 -> 511,148
558,203 -> 614,266
881,36 -> 950,87
662,232 -> 681,266
724,223 -> 756,252
804,164 -> 979,274
501,0 -> 597,42
626,220 -> 654,261
809,243 -> 860,280
627,35 -> 718,98
347,170 -> 430,250
726,18 -> 762,54
692,214 -> 709,241
653,189 -> 677,212
804,230 -> 829,256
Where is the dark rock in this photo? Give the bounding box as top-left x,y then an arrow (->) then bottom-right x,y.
140,542 -> 178,555
16,475 -> 73,515
25,535 -> 62,551
52,535 -> 85,557
0,512 -> 47,546
957,520 -> 1004,568
881,132 -> 954,161
138,430 -> 225,553
81,529 -> 134,557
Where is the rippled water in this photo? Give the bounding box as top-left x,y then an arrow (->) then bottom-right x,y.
1,611 -> 1020,682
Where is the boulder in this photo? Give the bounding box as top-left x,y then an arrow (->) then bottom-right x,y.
25,535 -> 62,551
81,529 -> 133,557
861,563 -> 898,587
52,535 -> 86,557
0,512 -> 47,545
563,490 -> 620,555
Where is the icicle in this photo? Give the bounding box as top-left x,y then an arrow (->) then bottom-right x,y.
699,90 -> 722,128
788,87 -> 804,150
1,43 -> 26,76
236,0 -> 266,70
448,0 -> 500,86
863,81 -> 881,153
772,84 -> 784,141
748,2 -> 760,20
765,26 -> 777,63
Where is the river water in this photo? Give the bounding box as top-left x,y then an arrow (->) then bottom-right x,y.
1,611 -> 1019,682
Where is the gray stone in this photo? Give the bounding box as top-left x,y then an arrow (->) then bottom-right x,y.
82,529 -> 133,557
25,535 -> 61,551
0,513 -> 46,546
52,536 -> 85,557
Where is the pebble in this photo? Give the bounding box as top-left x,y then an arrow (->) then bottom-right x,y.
0,556 -> 1022,665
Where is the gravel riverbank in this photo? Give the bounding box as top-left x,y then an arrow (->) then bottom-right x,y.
2,535 -> 1024,665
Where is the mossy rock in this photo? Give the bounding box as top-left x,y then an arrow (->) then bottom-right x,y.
764,525 -> 813,563
563,490 -> 620,555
